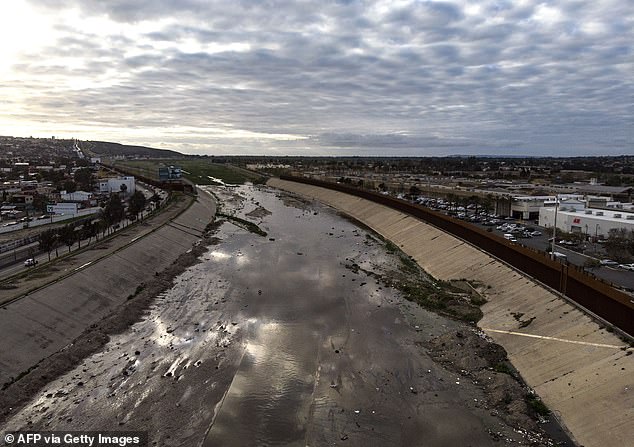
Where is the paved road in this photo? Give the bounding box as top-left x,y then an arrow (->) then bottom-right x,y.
471,219 -> 634,291
0,182 -> 163,280
0,187 -> 216,382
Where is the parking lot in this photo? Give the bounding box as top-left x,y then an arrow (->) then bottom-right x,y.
413,196 -> 634,293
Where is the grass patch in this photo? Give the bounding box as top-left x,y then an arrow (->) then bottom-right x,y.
526,393 -> 550,417
494,362 -> 515,376
370,240 -> 485,324
113,159 -> 264,185
470,294 -> 488,306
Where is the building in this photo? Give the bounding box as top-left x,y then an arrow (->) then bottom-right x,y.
539,199 -> 634,238
158,166 -> 182,181
574,185 -> 633,203
60,190 -> 93,202
511,195 -> 584,220
47,202 -> 79,215
99,176 -> 136,195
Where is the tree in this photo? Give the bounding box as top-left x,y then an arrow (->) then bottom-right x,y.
63,180 -> 77,193
38,229 -> 57,261
32,193 -> 48,213
74,168 -> 94,191
102,193 -> 125,227
59,225 -> 77,253
605,228 -> 633,262
85,221 -> 98,244
127,190 -> 146,218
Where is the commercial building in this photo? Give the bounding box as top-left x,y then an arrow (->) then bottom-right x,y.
47,202 -> 79,215
510,195 -> 584,220
158,166 -> 182,181
539,199 -> 634,238
60,190 -> 93,202
99,176 -> 136,195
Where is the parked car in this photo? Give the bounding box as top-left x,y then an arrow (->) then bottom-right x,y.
599,259 -> 618,266
24,258 -> 38,267
530,231 -> 542,236
618,263 -> 634,271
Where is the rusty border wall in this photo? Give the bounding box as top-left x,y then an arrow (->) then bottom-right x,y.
280,175 -> 634,335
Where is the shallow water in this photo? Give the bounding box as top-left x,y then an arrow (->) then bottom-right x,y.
3,186 -> 533,446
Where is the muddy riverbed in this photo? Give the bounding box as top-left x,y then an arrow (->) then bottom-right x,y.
1,186 -> 560,446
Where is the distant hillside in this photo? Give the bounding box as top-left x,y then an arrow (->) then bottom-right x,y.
85,141 -> 184,158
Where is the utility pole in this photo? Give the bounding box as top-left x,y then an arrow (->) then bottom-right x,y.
550,196 -> 559,260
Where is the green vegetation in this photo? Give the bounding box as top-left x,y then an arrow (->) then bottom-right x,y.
217,213 -> 268,237
114,159 -> 263,185
494,362 -> 515,376
526,393 -> 550,417
360,239 -> 486,324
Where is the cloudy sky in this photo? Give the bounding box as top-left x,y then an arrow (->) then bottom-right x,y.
0,0 -> 632,156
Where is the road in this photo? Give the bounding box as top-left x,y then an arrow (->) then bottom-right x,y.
0,182 -> 164,280
0,219 -> 139,279
0,242 -> 39,268
472,219 -> 634,292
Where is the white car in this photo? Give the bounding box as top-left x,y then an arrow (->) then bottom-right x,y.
599,259 -> 618,266
24,258 -> 38,267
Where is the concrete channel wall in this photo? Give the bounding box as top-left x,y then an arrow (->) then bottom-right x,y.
279,176 -> 634,335
269,178 -> 633,447
0,189 -> 216,382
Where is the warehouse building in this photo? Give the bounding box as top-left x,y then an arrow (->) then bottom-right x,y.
539,199 -> 634,238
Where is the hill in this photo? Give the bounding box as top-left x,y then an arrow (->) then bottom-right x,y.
85,141 -> 183,158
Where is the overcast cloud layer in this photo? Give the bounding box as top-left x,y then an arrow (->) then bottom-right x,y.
0,0 -> 632,155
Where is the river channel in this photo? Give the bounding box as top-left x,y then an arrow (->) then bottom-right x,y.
2,185 -> 546,446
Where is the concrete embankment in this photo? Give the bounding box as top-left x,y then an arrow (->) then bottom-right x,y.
268,178 -> 633,447
0,189 -> 216,382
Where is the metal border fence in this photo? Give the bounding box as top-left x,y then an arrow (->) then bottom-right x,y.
280,175 -> 634,335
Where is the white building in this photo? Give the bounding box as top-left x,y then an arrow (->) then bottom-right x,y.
99,176 -> 136,195
47,202 -> 79,215
511,195 -> 584,220
539,199 -> 634,238
60,190 -> 93,202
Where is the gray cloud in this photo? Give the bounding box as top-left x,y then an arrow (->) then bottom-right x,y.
4,0 -> 633,155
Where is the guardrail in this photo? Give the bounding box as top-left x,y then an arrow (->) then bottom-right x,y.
280,175 -> 634,335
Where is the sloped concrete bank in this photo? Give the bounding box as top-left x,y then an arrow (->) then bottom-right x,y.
0,189 -> 216,384
268,178 -> 633,447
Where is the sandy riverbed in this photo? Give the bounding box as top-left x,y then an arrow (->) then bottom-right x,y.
1,185 -> 561,446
